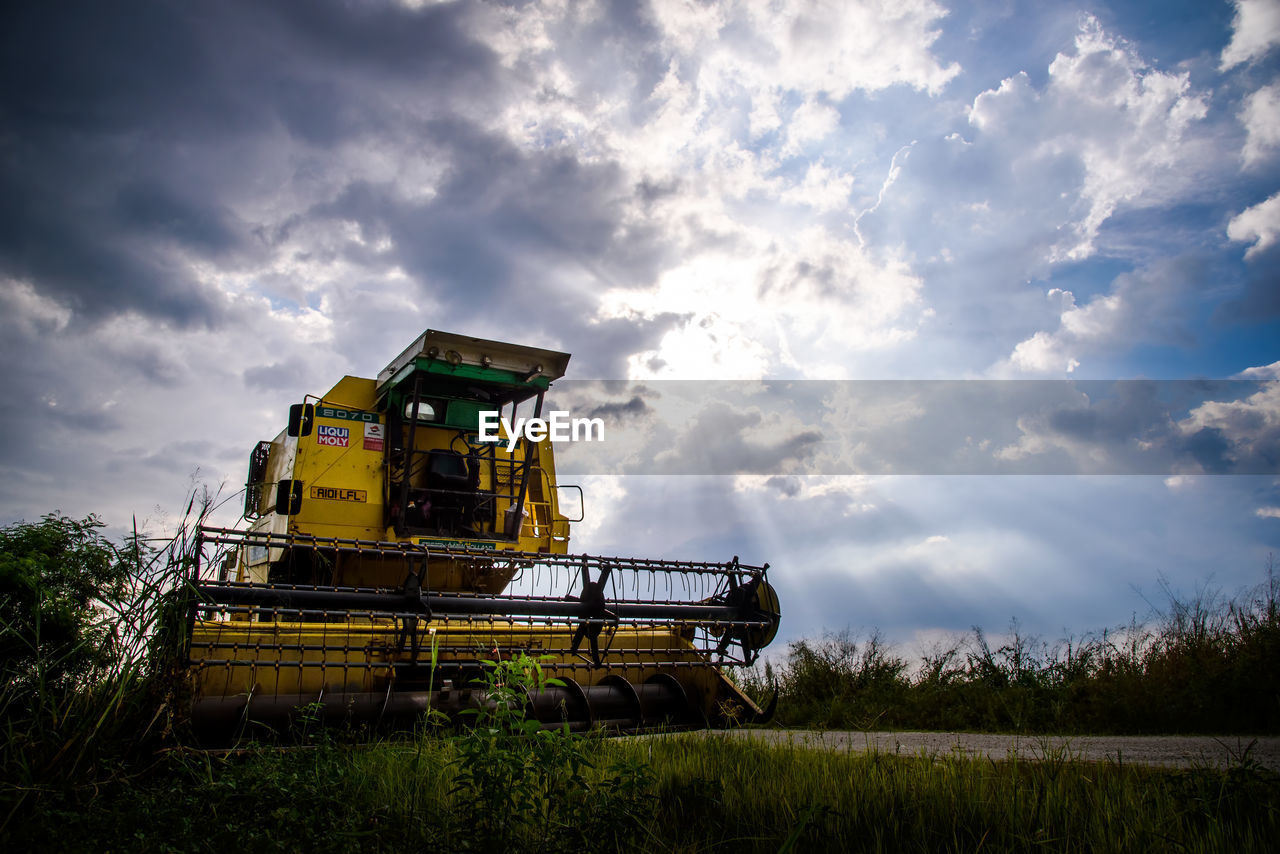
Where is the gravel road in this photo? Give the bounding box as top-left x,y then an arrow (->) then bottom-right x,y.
709,729 -> 1280,770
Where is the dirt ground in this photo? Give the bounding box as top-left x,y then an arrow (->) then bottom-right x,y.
714,729 -> 1280,770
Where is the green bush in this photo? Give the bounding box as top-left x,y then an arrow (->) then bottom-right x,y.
0,513 -> 130,702
0,508 -> 195,826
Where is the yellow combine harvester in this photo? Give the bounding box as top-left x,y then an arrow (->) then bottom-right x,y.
187,330 -> 780,736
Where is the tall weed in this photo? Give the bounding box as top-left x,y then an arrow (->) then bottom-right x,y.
0,498 -> 205,827
445,654 -> 654,852
744,559 -> 1280,734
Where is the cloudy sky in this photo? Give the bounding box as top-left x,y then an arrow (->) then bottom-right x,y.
3,0 -> 1279,654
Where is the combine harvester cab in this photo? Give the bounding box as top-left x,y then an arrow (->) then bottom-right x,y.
187,330 -> 780,737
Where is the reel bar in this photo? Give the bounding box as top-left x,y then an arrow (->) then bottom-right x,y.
190,607 -> 773,626
194,582 -> 756,623
192,644 -> 767,662
191,658 -> 742,670
189,603 -> 772,629
197,580 -> 763,611
198,526 -> 767,576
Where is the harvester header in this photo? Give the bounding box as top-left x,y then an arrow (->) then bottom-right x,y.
184,329 -> 780,737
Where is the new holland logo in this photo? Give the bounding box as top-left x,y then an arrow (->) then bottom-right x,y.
416,538 -> 498,551
316,425 -> 349,447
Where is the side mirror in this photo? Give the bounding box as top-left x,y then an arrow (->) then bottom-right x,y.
274,479 -> 303,515
287,403 -> 314,437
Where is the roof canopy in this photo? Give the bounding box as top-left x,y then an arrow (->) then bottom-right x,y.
376,329 -> 572,400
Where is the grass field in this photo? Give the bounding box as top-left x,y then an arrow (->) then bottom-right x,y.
6,730 -> 1279,852
3,512 -> 1279,851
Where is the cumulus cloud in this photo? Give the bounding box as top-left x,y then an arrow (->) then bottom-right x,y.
991,380 -> 1280,475
998,258 -> 1200,376
970,19 -> 1218,373
648,0 -> 960,100
782,100 -> 842,157
1237,360 -> 1280,380
1175,382 -> 1280,472
1228,192 -> 1280,259
474,1 -> 953,379
845,13 -> 1228,379
1241,82 -> 1280,167
969,17 -> 1209,263
1221,0 -> 1280,70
